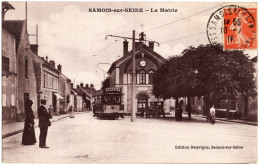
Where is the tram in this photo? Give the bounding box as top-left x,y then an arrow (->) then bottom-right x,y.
93,87 -> 124,119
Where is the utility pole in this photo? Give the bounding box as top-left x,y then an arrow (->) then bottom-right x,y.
105,31 -> 159,122
131,30 -> 136,122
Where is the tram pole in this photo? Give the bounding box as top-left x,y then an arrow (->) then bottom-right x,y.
131,30 -> 136,122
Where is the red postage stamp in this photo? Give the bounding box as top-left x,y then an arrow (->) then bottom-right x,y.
223,7 -> 257,49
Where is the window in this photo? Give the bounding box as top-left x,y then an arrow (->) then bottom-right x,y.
149,70 -> 154,84
11,94 -> 15,106
128,73 -> 131,84
25,58 -> 28,78
52,77 -> 55,89
2,94 -> 6,106
48,74 -> 52,88
139,70 -> 146,84
129,70 -> 137,84
44,73 -> 47,87
2,47 -> 6,57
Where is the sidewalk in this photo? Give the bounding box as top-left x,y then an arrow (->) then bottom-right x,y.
189,113 -> 258,126
2,112 -> 86,139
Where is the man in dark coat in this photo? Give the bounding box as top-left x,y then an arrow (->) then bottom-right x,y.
38,99 -> 51,148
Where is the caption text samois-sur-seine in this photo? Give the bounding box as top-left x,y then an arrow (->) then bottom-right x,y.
88,8 -> 178,13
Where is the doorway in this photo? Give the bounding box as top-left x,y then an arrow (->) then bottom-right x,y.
52,93 -> 57,113
137,94 -> 148,114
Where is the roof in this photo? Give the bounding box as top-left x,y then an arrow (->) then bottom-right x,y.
108,43 -> 166,73
2,22 -> 17,36
42,60 -> 60,74
71,88 -> 82,96
3,20 -> 25,51
77,87 -> 91,99
82,87 -> 97,95
3,20 -> 24,38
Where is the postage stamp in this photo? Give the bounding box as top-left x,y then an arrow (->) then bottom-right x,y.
207,5 -> 257,52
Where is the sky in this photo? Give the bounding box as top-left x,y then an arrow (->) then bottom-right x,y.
5,1 -> 257,89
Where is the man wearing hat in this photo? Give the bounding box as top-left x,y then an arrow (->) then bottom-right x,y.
38,99 -> 51,148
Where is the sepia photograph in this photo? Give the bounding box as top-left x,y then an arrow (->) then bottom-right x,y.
1,1 -> 258,163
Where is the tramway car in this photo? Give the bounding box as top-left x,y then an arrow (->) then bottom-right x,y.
93,87 -> 124,119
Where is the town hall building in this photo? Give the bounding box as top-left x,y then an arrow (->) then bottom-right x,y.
106,33 -> 172,113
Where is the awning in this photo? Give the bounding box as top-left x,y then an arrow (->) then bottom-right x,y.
54,93 -> 64,99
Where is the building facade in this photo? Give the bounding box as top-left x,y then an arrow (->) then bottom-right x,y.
106,34 -> 169,113
58,67 -> 71,114
2,2 -> 75,122
2,20 -> 18,123
71,86 -> 83,112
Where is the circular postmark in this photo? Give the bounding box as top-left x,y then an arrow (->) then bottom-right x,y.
207,5 -> 257,53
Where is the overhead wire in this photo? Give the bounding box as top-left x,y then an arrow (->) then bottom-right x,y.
94,40 -> 118,56
144,3 -> 224,32
160,31 -> 206,44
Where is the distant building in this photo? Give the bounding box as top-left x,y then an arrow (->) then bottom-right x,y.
41,58 -> 61,115
71,85 -> 83,112
58,65 -> 71,113
77,83 -> 92,111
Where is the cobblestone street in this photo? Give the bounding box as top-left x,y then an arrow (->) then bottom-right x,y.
2,112 -> 257,163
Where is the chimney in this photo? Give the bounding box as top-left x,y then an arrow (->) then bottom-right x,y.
149,41 -> 154,51
80,83 -> 83,87
85,84 -> 89,88
57,64 -> 62,72
49,60 -> 55,68
77,85 -> 79,89
123,40 -> 128,56
90,83 -> 94,88
45,56 -> 48,62
30,45 -> 38,55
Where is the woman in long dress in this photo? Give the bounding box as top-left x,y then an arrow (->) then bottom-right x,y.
22,100 -> 37,145
69,106 -> 75,118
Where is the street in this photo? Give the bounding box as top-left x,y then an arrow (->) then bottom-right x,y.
2,112 -> 257,163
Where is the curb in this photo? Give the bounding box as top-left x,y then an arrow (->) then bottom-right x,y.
192,115 -> 258,126
2,114 -> 72,139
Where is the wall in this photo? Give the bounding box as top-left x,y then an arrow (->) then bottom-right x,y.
16,22 -> 40,121
58,74 -> 71,113
2,26 -> 17,122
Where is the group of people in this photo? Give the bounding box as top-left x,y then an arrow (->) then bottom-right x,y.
22,99 -> 52,148
22,99 -> 76,148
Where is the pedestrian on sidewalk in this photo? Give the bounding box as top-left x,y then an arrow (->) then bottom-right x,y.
176,100 -> 183,121
38,99 -> 51,148
48,105 -> 53,119
210,105 -> 216,124
68,106 -> 75,118
22,100 -> 37,145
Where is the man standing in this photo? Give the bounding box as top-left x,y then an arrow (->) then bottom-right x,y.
38,99 -> 51,148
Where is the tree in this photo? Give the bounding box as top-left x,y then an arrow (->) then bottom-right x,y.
153,44 -> 256,121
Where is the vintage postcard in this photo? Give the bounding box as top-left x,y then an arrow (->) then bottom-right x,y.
1,1 -> 258,164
